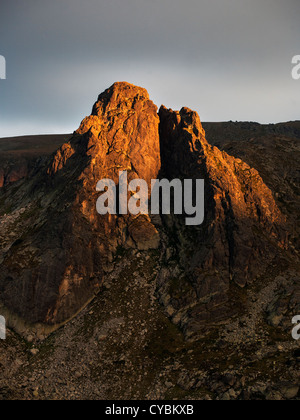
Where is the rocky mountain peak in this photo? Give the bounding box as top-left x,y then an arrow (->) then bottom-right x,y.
92,81 -> 150,114
158,104 -> 287,338
52,82 -> 162,187
76,82 -> 153,135
0,83 -> 291,342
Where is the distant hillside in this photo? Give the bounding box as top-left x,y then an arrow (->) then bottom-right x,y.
0,134 -> 71,187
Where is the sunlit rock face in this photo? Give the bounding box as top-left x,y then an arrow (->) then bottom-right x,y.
0,82 -> 161,330
0,82 -> 288,339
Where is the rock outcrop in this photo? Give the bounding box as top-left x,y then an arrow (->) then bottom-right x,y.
0,163 -> 28,188
0,83 -> 289,340
157,106 -> 287,339
0,82 -> 161,332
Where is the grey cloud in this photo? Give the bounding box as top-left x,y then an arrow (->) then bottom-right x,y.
0,0 -> 299,137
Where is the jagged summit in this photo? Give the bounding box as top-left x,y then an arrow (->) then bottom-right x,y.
94,81 -> 150,109
77,82 -> 153,134
159,105 -> 209,159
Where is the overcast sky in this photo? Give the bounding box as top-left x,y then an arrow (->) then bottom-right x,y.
0,0 -> 299,137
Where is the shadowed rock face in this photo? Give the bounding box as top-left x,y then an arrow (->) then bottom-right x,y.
157,106 -> 287,339
0,82 -> 290,338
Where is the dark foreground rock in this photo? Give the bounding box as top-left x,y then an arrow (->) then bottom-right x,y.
0,251 -> 299,400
